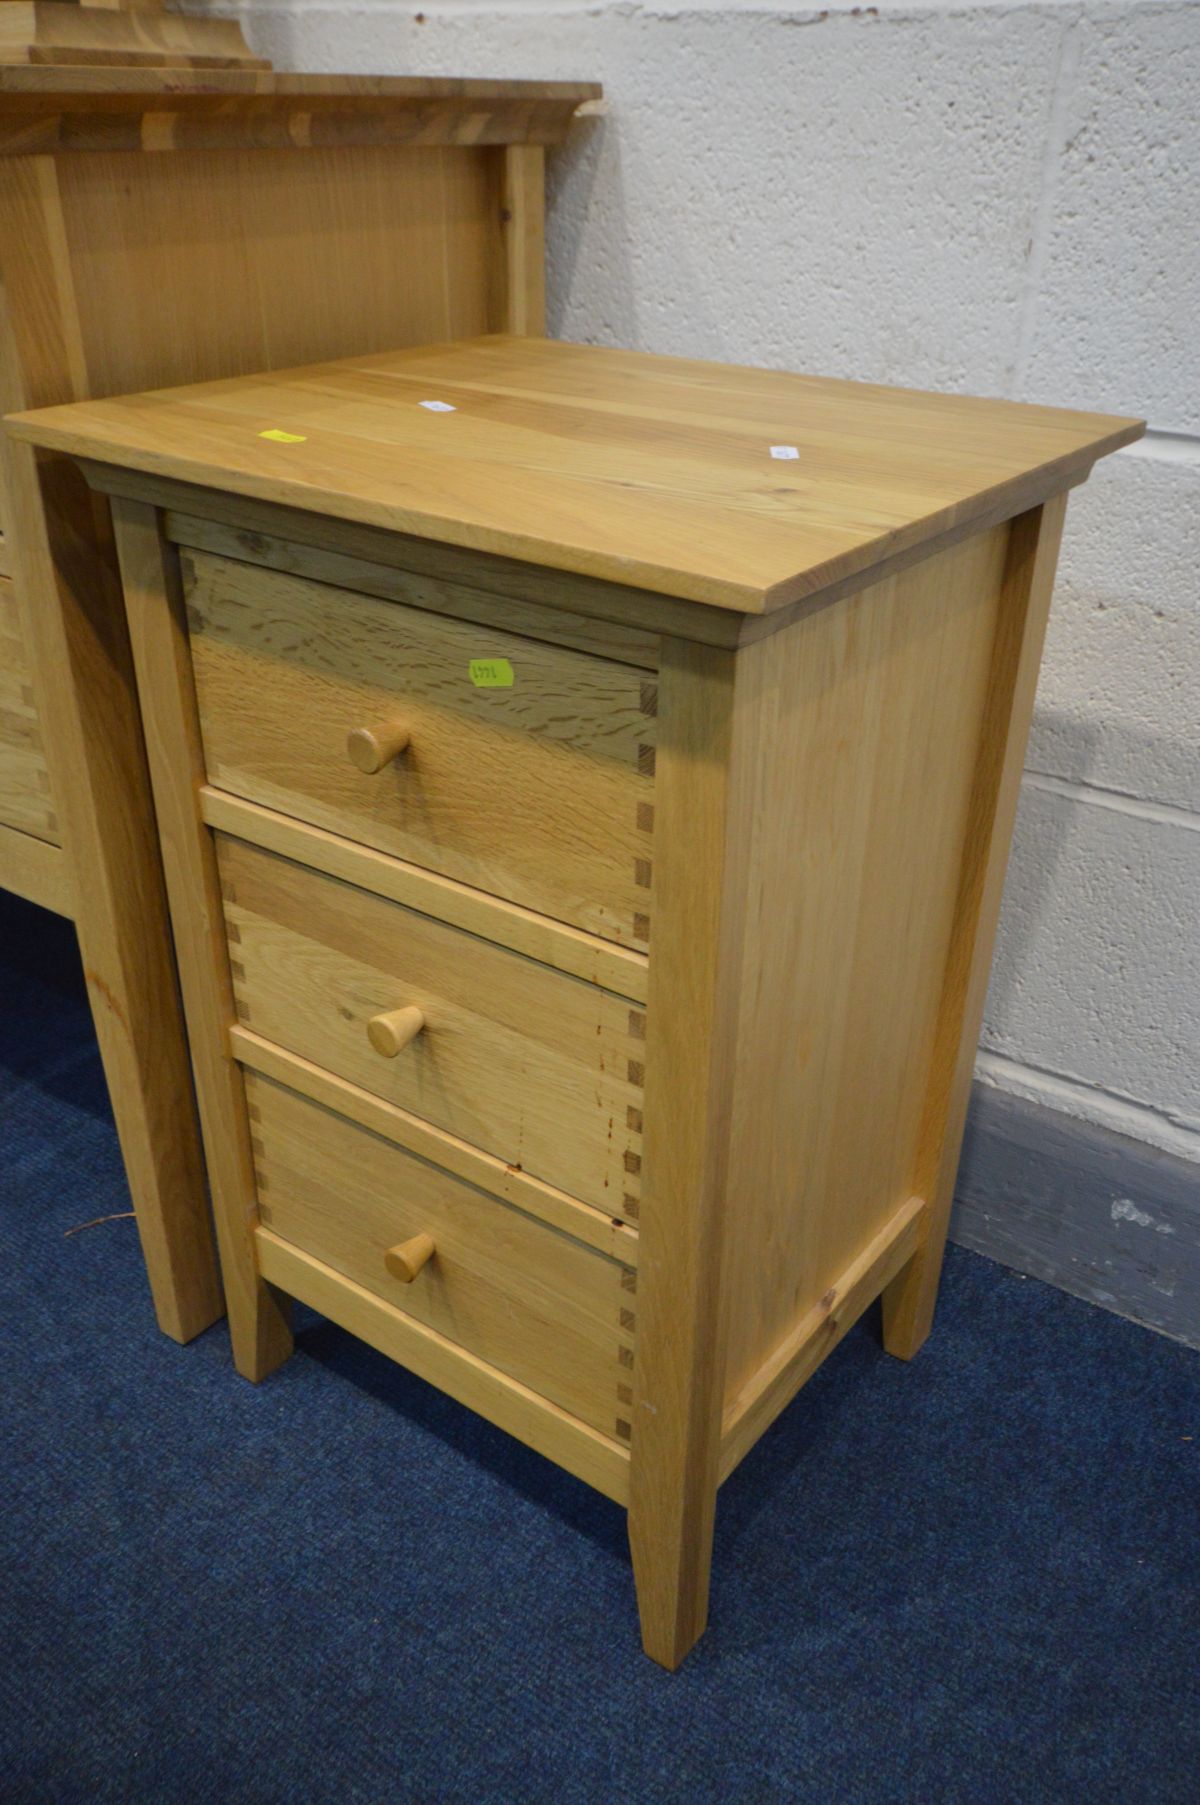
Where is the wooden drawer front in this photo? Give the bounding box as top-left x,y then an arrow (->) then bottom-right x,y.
219,835 -> 646,1223
247,1072 -> 636,1442
0,576 -> 58,845
183,548 -> 656,950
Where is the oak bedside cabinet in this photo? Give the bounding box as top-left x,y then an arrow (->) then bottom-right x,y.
10,336 -> 1141,1667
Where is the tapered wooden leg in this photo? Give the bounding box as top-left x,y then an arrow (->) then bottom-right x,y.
628,638 -> 752,1667
628,1461 -> 721,1670
110,492 -> 292,1382
3,441 -> 225,1345
0,155 -> 226,1344
883,496 -> 1068,1359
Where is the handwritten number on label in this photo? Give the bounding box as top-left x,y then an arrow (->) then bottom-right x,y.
469,658 -> 515,689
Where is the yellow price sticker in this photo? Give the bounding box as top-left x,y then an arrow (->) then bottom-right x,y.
259,428 -> 308,444
469,658 -> 514,689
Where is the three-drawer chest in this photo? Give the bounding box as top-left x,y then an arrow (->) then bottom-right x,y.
11,336 -> 1140,1666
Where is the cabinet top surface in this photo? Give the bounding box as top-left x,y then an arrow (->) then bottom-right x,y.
9,335 -> 1142,615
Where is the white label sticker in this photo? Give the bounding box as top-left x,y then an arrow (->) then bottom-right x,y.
770,445 -> 800,460
419,400 -> 457,413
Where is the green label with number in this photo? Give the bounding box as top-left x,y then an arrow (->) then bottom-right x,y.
469,658 -> 514,688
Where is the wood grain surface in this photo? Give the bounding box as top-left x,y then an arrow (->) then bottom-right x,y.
0,68 -> 599,156
257,1227 -> 631,1504
719,523 -> 1012,1402
0,3 -> 268,71
0,570 -> 56,841
247,1068 -> 636,1444
0,75 -> 584,1353
184,548 -> 656,947
217,834 -> 647,1220
231,1027 -> 640,1266
10,335 -> 1142,613
199,788 -> 649,1003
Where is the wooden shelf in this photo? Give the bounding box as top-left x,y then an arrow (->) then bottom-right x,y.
0,68 -> 603,155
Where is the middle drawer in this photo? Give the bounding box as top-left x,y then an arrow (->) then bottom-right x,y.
217,833 -> 646,1222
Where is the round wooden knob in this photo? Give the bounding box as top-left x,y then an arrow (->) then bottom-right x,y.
346,722 -> 411,774
385,1233 -> 436,1284
366,1004 -> 426,1058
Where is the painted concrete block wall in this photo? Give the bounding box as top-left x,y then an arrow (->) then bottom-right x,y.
201,0 -> 1199,1171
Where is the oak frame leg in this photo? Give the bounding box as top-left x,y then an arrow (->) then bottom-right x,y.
110,494 -> 292,1381
883,495 -> 1068,1359
0,149 -> 225,1343
627,638 -> 752,1669
5,441 -> 224,1343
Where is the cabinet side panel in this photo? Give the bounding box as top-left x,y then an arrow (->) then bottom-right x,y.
722,523 -> 1010,1404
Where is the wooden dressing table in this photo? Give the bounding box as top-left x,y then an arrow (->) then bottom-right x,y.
0,42 -> 597,1341
11,335 -> 1140,1663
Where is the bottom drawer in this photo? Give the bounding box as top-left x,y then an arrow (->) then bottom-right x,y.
245,1071 -> 636,1444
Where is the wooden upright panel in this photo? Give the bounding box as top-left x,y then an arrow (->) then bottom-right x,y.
111,495 -> 292,1379
55,145 -> 501,397
0,80 -> 580,1344
495,144 -> 546,336
627,636 -> 751,1670
882,497 -> 1068,1356
719,525 -> 1011,1405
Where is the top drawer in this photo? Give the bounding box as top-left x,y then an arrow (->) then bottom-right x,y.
181,548 -> 656,950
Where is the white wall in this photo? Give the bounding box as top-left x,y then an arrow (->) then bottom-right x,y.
206,0 -> 1200,1163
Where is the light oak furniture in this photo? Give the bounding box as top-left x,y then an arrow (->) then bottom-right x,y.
0,0 -> 267,71
0,67 -> 597,1344
11,336 -> 1141,1666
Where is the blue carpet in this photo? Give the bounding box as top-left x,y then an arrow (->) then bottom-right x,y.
2,888 -> 1198,1805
